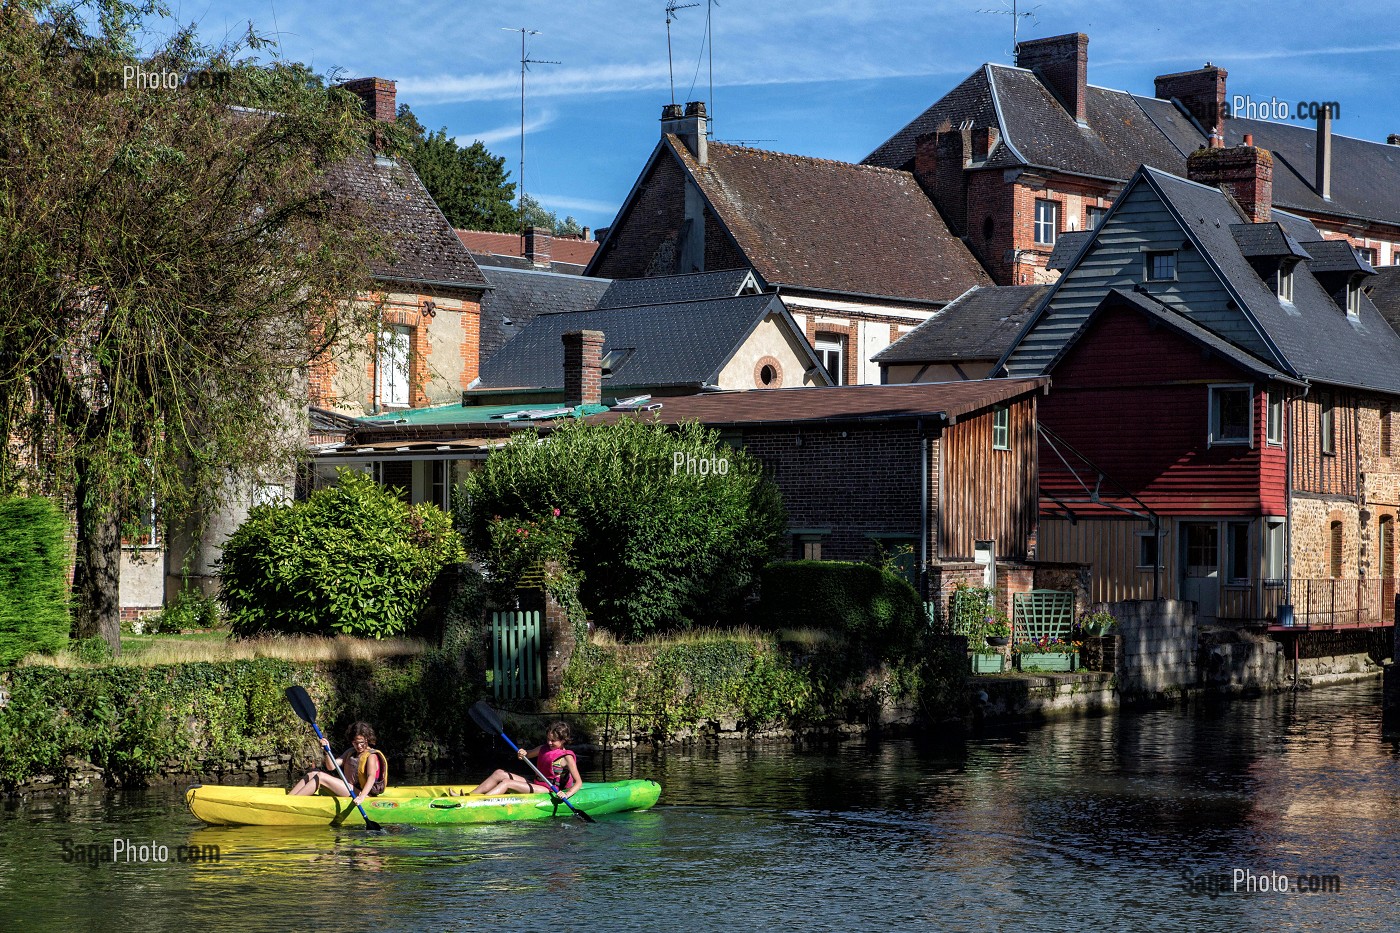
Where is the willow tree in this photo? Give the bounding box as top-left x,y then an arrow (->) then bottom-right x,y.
0,1 -> 388,651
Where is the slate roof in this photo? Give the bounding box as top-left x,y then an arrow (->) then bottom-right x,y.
874,285 -> 1049,364
864,62 -> 1400,229
1301,239 -> 1374,275
478,266 -> 613,363
1230,223 -> 1312,259
1047,231 -> 1095,270
598,269 -> 761,308
476,293 -> 795,392
591,377 -> 1049,429
668,140 -> 992,303
328,152 -> 487,288
1365,267 -> 1400,335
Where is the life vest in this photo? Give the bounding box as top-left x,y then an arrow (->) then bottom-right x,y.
534,747 -> 576,791
350,748 -> 388,795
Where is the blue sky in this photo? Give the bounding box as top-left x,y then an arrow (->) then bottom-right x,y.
153,0 -> 1393,232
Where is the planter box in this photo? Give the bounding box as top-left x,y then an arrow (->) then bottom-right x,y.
971,653 -> 1005,674
1017,651 -> 1078,673
1081,636 -> 1118,673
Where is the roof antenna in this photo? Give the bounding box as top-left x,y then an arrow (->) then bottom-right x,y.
666,0 -> 699,105
706,0 -> 718,139
976,0 -> 1040,59
502,27 -> 559,238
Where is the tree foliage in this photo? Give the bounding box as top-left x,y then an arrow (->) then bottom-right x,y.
0,1 -> 389,650
458,419 -> 786,639
0,496 -> 70,667
397,104 -> 517,232
219,470 -> 465,638
519,193 -> 583,237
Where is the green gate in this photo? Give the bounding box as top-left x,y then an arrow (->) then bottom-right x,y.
491,610 -> 542,700
1012,589 -> 1074,645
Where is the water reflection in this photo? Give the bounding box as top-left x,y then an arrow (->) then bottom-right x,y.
2,682 -> 1398,931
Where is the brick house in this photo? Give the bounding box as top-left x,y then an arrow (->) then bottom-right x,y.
999,155 -> 1400,631
864,32 -> 1400,286
457,226 -> 598,275
586,102 -> 992,386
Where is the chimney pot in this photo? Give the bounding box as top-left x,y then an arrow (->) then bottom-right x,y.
1244,133 -> 1253,147
1015,33 -> 1089,124
1154,64 -> 1228,148
562,330 -> 605,408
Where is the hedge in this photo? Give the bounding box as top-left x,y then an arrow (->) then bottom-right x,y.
0,496 -> 70,668
756,561 -> 926,661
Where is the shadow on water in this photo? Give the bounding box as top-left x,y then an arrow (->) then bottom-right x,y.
3,681 -> 1399,931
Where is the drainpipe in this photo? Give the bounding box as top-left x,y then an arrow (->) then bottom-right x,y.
919,417 -> 930,602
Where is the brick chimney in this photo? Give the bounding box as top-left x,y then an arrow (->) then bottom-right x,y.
562,330 -> 604,407
1015,33 -> 1089,125
661,101 -> 707,163
1187,142 -> 1274,224
338,77 -> 396,151
523,226 -> 552,268
914,127 -> 972,235
1155,64 -> 1227,148
972,125 -> 1000,163
1390,134 -> 1400,146
1316,106 -> 1334,201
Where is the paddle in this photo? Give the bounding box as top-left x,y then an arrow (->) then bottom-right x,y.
468,700 -> 596,823
285,685 -> 382,831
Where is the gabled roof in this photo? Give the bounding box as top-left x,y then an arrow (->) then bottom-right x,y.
651,138 -> 991,303
476,293 -> 813,392
1000,166 -> 1400,395
874,285 -> 1049,364
1301,239 -> 1375,275
328,152 -> 487,289
598,269 -> 762,308
456,229 -> 599,271
1230,223 -> 1312,260
478,266 -> 613,363
592,377 -> 1049,429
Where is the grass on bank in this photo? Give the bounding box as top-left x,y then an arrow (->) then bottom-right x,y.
586,625 -> 834,650
20,632 -> 429,668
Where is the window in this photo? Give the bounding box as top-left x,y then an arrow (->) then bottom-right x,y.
793,531 -> 829,561
1267,392 -> 1284,445
1086,205 -> 1109,229
1136,530 -> 1162,569
1146,250 -> 1177,281
430,460 -> 451,511
377,324 -> 411,408
1208,385 -> 1252,446
1277,261 -> 1295,303
1328,521 -> 1343,578
1356,246 -> 1377,266
992,406 -> 1010,450
600,347 -> 635,376
1320,393 -> 1335,455
1227,522 -> 1251,584
1263,519 -> 1287,581
1034,200 -> 1059,245
815,335 -> 845,386
1383,408 -> 1394,457
1346,279 -> 1363,318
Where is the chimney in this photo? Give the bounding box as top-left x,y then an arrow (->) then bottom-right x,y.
662,100 -> 708,164
1187,142 -> 1274,224
523,226 -> 552,268
1015,33 -> 1089,124
582,226 -> 591,241
1316,106 -> 1334,201
1155,64 -> 1228,148
971,125 -> 1001,163
338,77 -> 397,152
914,126 -> 972,234
562,330 -> 604,407
1389,134 -> 1400,146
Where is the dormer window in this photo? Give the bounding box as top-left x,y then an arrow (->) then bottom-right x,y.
1346,276 -> 1364,318
1277,259 -> 1297,303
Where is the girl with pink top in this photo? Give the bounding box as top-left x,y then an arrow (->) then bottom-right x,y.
470,721 -> 582,798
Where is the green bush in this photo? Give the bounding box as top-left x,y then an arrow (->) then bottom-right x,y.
458,419 -> 786,639
756,561 -> 926,661
0,496 -> 70,667
219,469 -> 465,638
144,589 -> 220,634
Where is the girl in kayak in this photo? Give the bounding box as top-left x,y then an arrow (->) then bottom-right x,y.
470,721 -> 582,797
289,721 -> 388,804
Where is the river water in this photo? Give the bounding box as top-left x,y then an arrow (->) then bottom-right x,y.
3,681 -> 1398,932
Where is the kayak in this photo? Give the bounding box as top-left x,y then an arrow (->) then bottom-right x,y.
185,780 -> 661,827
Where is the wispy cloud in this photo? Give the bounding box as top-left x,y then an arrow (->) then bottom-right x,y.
456,110 -> 556,147
531,194 -> 620,215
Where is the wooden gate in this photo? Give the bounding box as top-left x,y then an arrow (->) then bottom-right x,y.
491,610 -> 542,700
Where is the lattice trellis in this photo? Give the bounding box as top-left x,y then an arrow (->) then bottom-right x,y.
1012,589 -> 1074,645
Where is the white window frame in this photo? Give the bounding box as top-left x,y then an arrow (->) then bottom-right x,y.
1277,262 -> 1295,304
1266,392 -> 1284,446
1034,200 -> 1059,246
1136,530 -> 1162,570
377,324 -> 411,408
1346,278 -> 1363,319
992,406 -> 1010,450
1208,384 -> 1253,447
814,335 -> 845,387
1263,518 -> 1287,583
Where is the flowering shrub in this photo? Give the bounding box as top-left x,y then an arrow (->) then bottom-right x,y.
1074,610 -> 1118,637
481,507 -> 579,602
1013,637 -> 1081,655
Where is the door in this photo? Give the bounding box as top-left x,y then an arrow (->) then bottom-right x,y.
1181,522 -> 1220,624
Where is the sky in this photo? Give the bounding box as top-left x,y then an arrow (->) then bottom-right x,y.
146,0 -> 1394,232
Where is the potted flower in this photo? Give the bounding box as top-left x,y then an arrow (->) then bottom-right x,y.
971,608 -> 1012,674
1074,610 -> 1118,672
1014,636 -> 1081,672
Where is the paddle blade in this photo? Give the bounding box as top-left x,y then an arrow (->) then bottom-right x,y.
285,685 -> 317,725
469,700 -> 505,736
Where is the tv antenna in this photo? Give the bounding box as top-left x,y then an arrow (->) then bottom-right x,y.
666,0 -> 699,104
503,27 -> 559,228
977,1 -> 1040,57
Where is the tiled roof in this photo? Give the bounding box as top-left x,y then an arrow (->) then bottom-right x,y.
476,293 -> 790,392
328,152 -> 486,288
598,269 -> 761,308
672,140 -> 991,303
478,266 -> 613,363
455,229 -> 599,267
874,285 -> 1049,363
1047,231 -> 1095,270
591,377 -> 1049,428
1366,267 -> 1400,336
